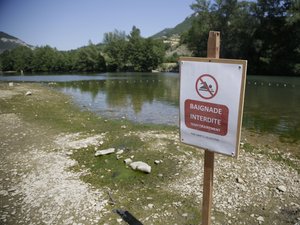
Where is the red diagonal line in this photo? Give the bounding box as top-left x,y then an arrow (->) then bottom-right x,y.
199,77 -> 214,97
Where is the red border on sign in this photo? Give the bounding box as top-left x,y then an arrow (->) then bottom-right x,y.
195,74 -> 218,99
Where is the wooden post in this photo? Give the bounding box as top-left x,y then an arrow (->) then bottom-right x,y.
201,31 -> 220,225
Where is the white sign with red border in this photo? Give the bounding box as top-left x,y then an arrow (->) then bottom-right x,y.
179,57 -> 247,157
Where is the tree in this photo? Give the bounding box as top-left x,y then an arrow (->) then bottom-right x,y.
75,44 -> 106,72
127,26 -> 144,71
185,0 -> 299,75
249,0 -> 299,75
0,50 -> 14,71
103,30 -> 128,71
31,46 -> 57,72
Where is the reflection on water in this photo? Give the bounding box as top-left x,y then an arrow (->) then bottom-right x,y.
56,73 -> 180,125
1,73 -> 299,142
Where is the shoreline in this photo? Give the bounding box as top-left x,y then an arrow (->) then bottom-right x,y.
0,82 -> 299,224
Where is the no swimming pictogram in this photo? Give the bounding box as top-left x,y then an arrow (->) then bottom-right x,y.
196,74 -> 218,99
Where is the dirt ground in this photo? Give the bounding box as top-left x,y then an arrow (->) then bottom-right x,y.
0,83 -> 299,225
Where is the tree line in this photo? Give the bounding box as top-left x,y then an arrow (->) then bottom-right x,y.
0,44 -> 106,73
183,0 -> 300,75
0,26 -> 165,73
0,0 -> 299,75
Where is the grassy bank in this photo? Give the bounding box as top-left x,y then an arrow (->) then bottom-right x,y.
1,82 -> 299,225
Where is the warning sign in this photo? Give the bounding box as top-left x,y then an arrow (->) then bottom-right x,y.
196,74 -> 218,99
179,57 -> 247,157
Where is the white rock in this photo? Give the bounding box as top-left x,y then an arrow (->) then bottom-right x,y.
95,148 -> 115,156
130,161 -> 151,173
124,158 -> 133,165
148,203 -> 154,209
277,185 -> 287,192
66,151 -> 73,156
154,160 -> 162,165
257,216 -> 264,222
25,91 -> 32,96
236,177 -> 244,184
0,190 -> 9,196
9,82 -> 13,87
116,150 -> 124,155
121,125 -> 127,129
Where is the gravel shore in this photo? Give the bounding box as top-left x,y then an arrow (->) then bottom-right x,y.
0,83 -> 299,225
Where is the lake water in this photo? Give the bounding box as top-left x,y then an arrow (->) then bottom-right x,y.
1,72 -> 300,142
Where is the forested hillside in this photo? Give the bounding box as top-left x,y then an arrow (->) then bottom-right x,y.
0,27 -> 165,73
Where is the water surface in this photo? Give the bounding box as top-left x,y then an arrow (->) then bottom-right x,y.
1,73 -> 299,142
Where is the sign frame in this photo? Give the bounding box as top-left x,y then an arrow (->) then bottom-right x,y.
179,57 -> 247,157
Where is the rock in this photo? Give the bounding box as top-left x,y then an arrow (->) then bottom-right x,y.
25,91 -> 32,96
9,82 -> 13,87
182,213 -> 188,217
257,216 -> 264,222
147,203 -> 154,209
116,150 -> 124,155
154,160 -> 162,165
0,190 -> 9,196
236,177 -> 244,184
66,151 -> 73,156
95,148 -> 115,156
158,173 -> 163,178
121,125 -> 127,129
130,161 -> 151,173
124,158 -> 133,165
277,185 -> 287,192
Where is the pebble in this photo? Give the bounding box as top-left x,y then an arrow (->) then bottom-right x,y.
257,216 -> 264,222
0,190 -> 9,196
148,203 -> 154,209
182,213 -> 188,217
116,150 -> 124,155
236,177 -> 244,184
25,91 -> 32,96
95,148 -> 115,156
66,151 -> 73,156
154,160 -> 162,165
276,185 -> 287,192
124,158 -> 133,165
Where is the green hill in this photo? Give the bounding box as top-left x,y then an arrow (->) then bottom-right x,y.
151,14 -> 196,39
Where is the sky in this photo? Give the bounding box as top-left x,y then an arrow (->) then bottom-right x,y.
0,0 -> 194,51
